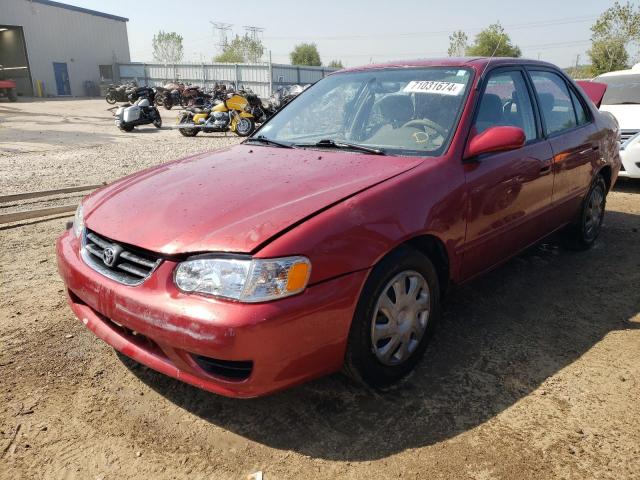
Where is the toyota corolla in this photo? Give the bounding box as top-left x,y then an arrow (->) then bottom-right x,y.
57,58 -> 620,398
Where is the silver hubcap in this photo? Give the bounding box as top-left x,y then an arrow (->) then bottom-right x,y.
585,185 -> 604,239
371,270 -> 430,366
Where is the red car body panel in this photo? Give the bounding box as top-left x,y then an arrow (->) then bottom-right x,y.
83,147 -> 423,256
56,58 -> 621,397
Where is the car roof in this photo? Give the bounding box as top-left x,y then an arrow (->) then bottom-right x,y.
336,57 -> 559,74
596,63 -> 640,78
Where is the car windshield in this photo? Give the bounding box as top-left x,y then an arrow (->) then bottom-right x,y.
255,67 -> 473,156
595,73 -> 640,105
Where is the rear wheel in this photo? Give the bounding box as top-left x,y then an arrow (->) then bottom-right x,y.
563,175 -> 607,250
119,124 -> 134,132
179,128 -> 199,137
344,246 -> 440,389
163,96 -> 173,110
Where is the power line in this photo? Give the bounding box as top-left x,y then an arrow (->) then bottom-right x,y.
262,15 -> 597,41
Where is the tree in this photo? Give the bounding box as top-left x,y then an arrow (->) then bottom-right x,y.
328,59 -> 344,68
152,31 -> 184,64
448,30 -> 468,57
466,23 -> 521,57
215,34 -> 265,63
589,38 -> 629,76
290,43 -> 322,66
588,1 -> 640,75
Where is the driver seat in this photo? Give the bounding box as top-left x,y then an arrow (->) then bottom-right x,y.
377,94 -> 414,128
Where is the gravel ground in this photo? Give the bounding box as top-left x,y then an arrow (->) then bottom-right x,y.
1,99 -> 639,480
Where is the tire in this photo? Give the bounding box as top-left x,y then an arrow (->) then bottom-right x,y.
563,175 -> 607,250
234,117 -> 255,137
105,92 -> 116,104
179,128 -> 199,137
8,90 -> 18,102
152,109 -> 162,128
344,246 -> 440,389
119,124 -> 134,132
163,96 -> 173,110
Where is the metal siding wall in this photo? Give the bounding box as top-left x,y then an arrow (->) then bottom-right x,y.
119,62 -> 336,97
2,0 -> 131,96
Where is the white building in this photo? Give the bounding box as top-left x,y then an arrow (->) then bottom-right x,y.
0,0 -> 130,97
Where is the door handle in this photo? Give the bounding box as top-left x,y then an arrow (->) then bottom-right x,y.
539,164 -> 552,176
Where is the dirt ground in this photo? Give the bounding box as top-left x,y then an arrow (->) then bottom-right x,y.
1,99 -> 639,480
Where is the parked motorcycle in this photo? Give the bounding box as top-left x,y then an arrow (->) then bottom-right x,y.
114,89 -> 162,132
181,84 -> 210,107
176,91 -> 260,137
105,81 -> 137,104
161,81 -> 185,110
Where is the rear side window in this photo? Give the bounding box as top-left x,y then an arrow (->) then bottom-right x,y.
570,89 -> 589,125
475,70 -> 537,141
530,71 -> 577,135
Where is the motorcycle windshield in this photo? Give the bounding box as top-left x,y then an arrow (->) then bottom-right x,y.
257,67 -> 473,157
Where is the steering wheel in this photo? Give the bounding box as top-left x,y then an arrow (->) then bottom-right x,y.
401,118 -> 448,138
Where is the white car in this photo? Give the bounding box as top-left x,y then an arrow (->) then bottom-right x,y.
596,64 -> 640,178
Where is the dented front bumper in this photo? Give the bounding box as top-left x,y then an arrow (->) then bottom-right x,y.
56,229 -> 367,398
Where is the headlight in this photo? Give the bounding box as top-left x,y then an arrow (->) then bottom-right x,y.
72,203 -> 84,237
174,256 -> 311,302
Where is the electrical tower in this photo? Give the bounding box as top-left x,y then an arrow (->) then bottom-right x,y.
210,22 -> 233,50
243,25 -> 265,41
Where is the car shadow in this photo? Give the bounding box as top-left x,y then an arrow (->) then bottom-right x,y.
119,210 -> 640,461
613,177 -> 640,194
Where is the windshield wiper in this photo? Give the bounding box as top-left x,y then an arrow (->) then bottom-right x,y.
294,139 -> 386,155
245,135 -> 294,148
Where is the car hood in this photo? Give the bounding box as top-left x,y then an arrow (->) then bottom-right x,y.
84,144 -> 423,254
599,105 -> 640,130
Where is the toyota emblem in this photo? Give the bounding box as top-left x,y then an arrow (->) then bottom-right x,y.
103,247 -> 116,267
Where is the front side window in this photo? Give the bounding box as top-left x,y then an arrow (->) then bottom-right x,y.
257,67 -> 473,156
530,71 -> 577,135
474,70 -> 537,141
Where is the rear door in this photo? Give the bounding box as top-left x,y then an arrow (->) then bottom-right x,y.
461,67 -> 555,279
527,69 -> 598,222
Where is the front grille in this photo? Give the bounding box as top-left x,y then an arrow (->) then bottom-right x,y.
81,229 -> 161,286
620,129 -> 639,146
192,355 -> 253,381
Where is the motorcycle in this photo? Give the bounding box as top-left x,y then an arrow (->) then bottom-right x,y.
181,85 -> 210,107
267,84 -> 305,112
176,91 -> 261,137
114,87 -> 162,132
105,81 -> 137,104
161,81 -> 185,110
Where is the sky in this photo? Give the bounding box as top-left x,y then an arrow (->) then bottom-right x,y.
59,0 -> 616,68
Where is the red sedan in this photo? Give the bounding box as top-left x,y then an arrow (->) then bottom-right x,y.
57,58 -> 620,398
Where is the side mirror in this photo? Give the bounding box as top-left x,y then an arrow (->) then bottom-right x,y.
465,126 -> 526,160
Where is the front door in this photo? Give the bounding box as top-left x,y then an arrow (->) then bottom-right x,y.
53,62 -> 71,96
461,68 -> 555,279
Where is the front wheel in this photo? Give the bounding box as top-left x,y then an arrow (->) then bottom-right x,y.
105,92 -> 116,104
343,246 -> 440,389
234,117 -> 255,137
563,174 -> 607,250
163,96 -> 173,110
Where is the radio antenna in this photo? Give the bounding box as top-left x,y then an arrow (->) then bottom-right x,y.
477,36 -> 504,89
